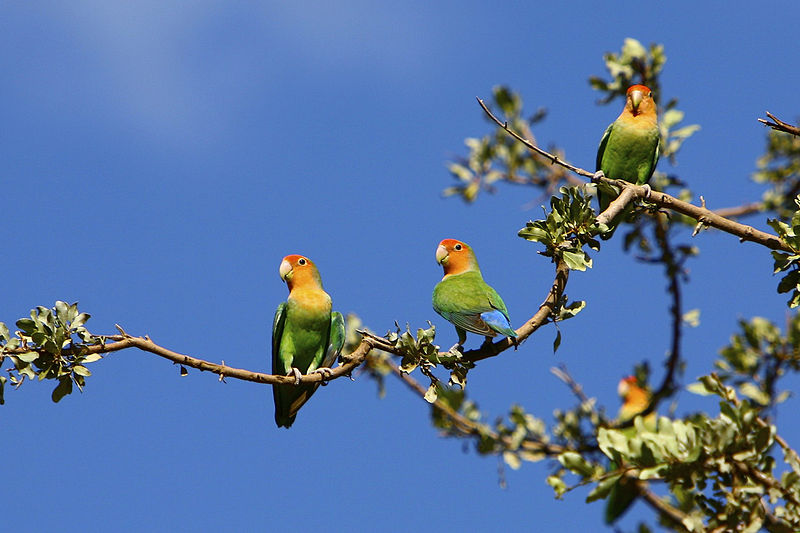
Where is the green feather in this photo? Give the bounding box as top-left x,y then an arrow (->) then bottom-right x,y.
272,298 -> 343,428
433,271 -> 514,342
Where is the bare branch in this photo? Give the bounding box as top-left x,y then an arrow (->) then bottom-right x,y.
759,111 -> 800,137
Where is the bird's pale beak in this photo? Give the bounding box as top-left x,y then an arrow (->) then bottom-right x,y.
617,380 -> 629,398
630,90 -> 643,113
435,244 -> 448,265
279,259 -> 293,281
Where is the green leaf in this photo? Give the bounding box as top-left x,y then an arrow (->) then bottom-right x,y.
81,353 -> 103,364
553,330 -> 562,353
72,365 -> 92,377
503,451 -> 521,470
562,250 -> 591,271
17,351 -> 39,363
16,318 -> 37,335
682,309 -> 700,327
71,313 -> 90,328
558,451 -> 594,477
586,474 -> 622,503
55,301 -> 69,323
546,475 -> 567,499
51,377 -> 73,403
423,383 -> 438,404
686,381 -> 714,396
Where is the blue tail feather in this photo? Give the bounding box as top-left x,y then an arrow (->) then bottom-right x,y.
480,310 -> 516,338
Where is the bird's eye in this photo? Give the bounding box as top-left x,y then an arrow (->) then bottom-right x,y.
454,244 -> 462,251
648,92 -> 653,98
298,258 -> 307,265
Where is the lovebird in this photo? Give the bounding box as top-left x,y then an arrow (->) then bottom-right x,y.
272,254 -> 345,428
432,239 -> 517,352
605,376 -> 656,525
595,84 -> 660,236
617,375 -> 653,424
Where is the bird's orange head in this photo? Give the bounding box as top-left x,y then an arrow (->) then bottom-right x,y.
625,84 -> 656,118
279,254 -> 322,291
435,238 -> 479,277
618,375 -> 650,417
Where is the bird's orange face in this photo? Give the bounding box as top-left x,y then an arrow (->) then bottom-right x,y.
435,238 -> 474,276
626,84 -> 656,117
279,254 -> 319,290
617,375 -> 638,399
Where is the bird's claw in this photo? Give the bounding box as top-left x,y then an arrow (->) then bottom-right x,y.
312,367 -> 334,385
448,343 -> 464,355
592,170 -> 605,182
289,367 -> 303,385
641,183 -> 652,198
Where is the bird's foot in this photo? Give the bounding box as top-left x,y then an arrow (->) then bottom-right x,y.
592,170 -> 605,182
641,183 -> 652,199
288,367 -> 303,385
510,336 -> 519,350
480,337 -> 498,354
448,342 -> 464,355
312,367 -> 334,385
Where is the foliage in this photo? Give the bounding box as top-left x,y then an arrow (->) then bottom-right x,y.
0,301 -> 104,403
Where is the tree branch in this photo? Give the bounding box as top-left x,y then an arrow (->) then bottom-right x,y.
638,483 -> 696,532
478,97 -> 794,253
759,112 -> 800,137
385,356 -> 568,456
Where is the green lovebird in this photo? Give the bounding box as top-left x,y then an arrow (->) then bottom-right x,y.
596,84 -> 660,237
432,239 -> 517,352
272,254 -> 345,428
604,376 -> 656,525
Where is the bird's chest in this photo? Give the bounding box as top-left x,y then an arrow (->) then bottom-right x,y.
286,290 -> 331,330
602,123 -> 658,181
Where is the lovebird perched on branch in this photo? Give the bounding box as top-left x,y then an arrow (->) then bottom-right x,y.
595,84 -> 660,237
432,239 -> 517,352
272,255 -> 345,428
605,376 -> 656,525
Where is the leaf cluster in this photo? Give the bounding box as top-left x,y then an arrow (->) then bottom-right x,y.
518,186 -> 602,271
0,301 -> 104,403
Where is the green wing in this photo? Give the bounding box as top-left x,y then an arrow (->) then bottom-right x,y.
433,272 -> 510,337
322,311 -> 345,369
271,302 -> 288,375
642,135 -> 660,185
596,122 -> 613,172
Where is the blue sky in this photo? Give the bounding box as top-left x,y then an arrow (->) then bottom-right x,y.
3,2 -> 800,531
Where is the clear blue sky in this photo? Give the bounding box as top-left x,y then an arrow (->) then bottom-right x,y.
4,2 -> 800,531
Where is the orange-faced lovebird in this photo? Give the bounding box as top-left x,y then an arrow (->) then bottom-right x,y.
432,239 -> 517,352
605,376 -> 655,524
595,84 -> 660,237
617,375 -> 652,423
272,255 -> 345,428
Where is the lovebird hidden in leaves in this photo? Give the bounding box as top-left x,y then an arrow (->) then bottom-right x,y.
432,239 -> 517,352
595,84 -> 660,238
272,255 -> 345,428
605,376 -> 657,525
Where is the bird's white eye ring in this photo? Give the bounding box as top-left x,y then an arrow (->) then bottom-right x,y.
298,258 -> 307,265
454,244 -> 462,251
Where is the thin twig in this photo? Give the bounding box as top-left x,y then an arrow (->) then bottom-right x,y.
759,112 -> 800,137
638,483 -> 696,532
